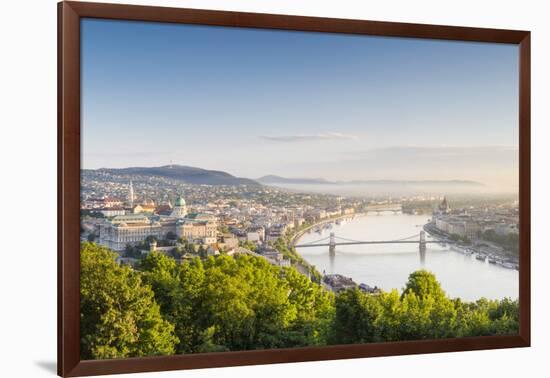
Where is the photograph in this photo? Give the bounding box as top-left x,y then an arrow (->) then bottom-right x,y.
79,17 -> 521,361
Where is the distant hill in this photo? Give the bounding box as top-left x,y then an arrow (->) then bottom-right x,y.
349,179 -> 484,187
258,175 -> 483,187
94,165 -> 260,186
257,175 -> 332,185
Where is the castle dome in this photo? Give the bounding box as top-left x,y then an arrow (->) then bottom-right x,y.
175,196 -> 186,207
171,195 -> 188,218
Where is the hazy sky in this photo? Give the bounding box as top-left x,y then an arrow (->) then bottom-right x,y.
81,18 -> 519,190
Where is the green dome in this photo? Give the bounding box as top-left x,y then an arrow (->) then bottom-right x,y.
175,196 -> 186,207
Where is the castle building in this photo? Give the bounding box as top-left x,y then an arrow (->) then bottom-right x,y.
176,217 -> 217,245
97,214 -> 166,251
97,193 -> 217,251
171,196 -> 187,218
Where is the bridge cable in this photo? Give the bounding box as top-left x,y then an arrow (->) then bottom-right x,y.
332,233 -> 420,244
298,236 -> 331,245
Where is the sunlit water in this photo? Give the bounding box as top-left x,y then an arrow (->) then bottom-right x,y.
296,213 -> 518,301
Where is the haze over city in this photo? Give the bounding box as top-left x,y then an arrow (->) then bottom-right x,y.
81,19 -> 519,192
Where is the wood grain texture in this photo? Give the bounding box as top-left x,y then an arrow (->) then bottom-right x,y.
58,2 -> 81,376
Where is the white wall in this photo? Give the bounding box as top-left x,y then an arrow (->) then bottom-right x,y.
1,0 -> 547,377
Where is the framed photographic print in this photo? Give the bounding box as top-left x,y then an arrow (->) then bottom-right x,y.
58,1 -> 530,376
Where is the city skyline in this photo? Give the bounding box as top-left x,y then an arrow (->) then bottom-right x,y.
82,19 -> 519,190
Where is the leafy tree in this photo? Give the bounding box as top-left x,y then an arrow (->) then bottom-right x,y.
239,240 -> 258,252
124,243 -> 143,259
377,271 -> 456,340
449,234 -> 461,242
168,247 -> 183,259
405,272 -> 461,338
175,258 -> 209,352
136,254 -> 335,353
81,209 -> 104,218
145,235 -> 157,244
402,270 -> 447,301
81,243 -> 519,358
396,290 -> 457,340
218,225 -> 230,234
329,288 -> 380,344
138,252 -> 179,308
198,256 -> 295,350
330,270 -> 518,344
456,297 -> 519,336
137,253 -> 208,352
184,241 -> 196,255
80,242 -> 178,359
481,230 -> 519,254
197,245 -> 207,259
282,267 -> 334,346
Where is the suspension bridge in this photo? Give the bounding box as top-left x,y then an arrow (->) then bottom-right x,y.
294,231 -> 445,253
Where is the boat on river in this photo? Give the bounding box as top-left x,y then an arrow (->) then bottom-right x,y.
501,262 -> 516,269
451,245 -> 464,253
475,254 -> 486,262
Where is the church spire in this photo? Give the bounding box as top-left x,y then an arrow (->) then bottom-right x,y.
129,180 -> 134,207
439,196 -> 449,214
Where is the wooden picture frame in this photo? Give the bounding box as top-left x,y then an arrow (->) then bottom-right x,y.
58,1 -> 531,376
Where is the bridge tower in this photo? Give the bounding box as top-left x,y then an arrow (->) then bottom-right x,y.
419,231 -> 426,265
419,231 -> 426,252
329,232 -> 336,255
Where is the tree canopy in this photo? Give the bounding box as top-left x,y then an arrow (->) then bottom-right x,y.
136,252 -> 333,353
80,244 -> 519,359
80,242 -> 178,359
329,269 -> 518,344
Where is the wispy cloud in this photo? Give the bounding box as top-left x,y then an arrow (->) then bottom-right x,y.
259,133 -> 358,143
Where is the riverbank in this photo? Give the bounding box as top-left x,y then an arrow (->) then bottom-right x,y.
281,213 -> 364,282
423,222 -> 519,269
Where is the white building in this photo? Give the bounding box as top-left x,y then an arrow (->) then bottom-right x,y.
98,194 -> 217,251
97,207 -> 125,217
246,232 -> 261,242
98,214 -> 165,251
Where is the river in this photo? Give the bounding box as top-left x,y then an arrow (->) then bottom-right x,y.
296,213 -> 518,301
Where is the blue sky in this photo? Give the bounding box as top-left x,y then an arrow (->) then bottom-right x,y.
81,18 -> 519,189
